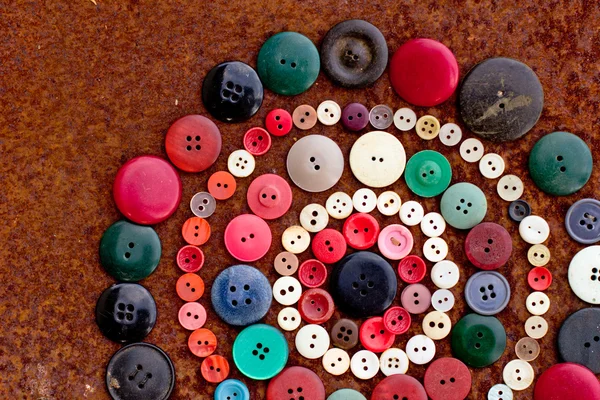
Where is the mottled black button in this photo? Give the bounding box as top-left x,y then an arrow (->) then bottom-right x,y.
330,318 -> 359,350
558,308 -> 600,373
508,199 -> 531,222
202,61 -> 263,123
459,57 -> 544,142
96,283 -> 157,344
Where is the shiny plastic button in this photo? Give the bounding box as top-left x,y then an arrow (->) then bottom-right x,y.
176,245 -> 204,273
405,150 -> 452,198
295,324 -> 330,359
331,319 -> 359,350
439,123 -> 462,146
369,104 -> 394,130
401,283 -> 431,314
292,104 -> 318,130
558,308 -> 600,373
277,307 -> 301,332
464,271 -> 510,315
322,348 -> 350,376
519,215 -> 550,244
299,288 -> 334,324
526,291 -> 550,315
224,214 -> 271,262
165,115 -> 221,173
479,153 -> 505,179
182,217 -> 211,246
497,175 -> 524,201
312,229 -> 347,264
423,311 -> 451,340
287,134 -> 344,192
342,102 -> 370,131
465,222 -> 512,270
352,188 -> 377,213
328,389 -> 367,400
178,302 -> 207,330
377,191 -> 401,216
243,127 -> 271,156
416,115 -> 441,140
421,212 -> 446,238
432,289 -> 455,312
488,384 -> 513,400
406,334 -> 436,365
379,348 -> 409,376
371,374 -> 428,400
565,199 -> 600,244
208,171 -> 236,200
383,306 -> 411,335
272,276 -> 302,306
190,192 -> 216,219
232,324 -> 288,380
508,199 -> 531,222
516,337 -> 540,362
188,328 -> 217,358
459,138 -> 484,163
399,200 -> 425,226
424,357 -> 472,400
201,355 -> 229,383
503,359 -> 534,391
568,246 -> 600,304
528,267 -> 552,291
342,213 -> 380,250
215,380 -> 250,400
282,225 -> 311,254
440,182 -> 487,230
296,257 -> 327,288
274,251 -> 299,276
350,350 -> 379,379
360,316 -> 396,353
378,224 -> 413,260
267,367 -> 325,400
525,315 -> 548,339
326,191 -> 353,219
431,260 -> 459,289
349,131 -> 406,188
398,255 -> 426,283
317,99 -> 342,126
423,237 -> 448,262
534,363 -> 600,400
300,203 -> 329,232
393,107 -> 417,131
265,108 -> 292,137
451,313 -> 506,368
247,174 -> 292,220
176,273 -> 204,302
227,149 -> 255,178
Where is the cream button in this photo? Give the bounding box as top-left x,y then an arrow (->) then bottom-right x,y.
431,260 -> 459,289
519,215 -> 550,244
420,212 -> 446,238
479,153 -> 505,179
525,315 -> 548,339
277,307 -> 301,331
377,191 -> 402,216
431,289 -> 455,312
488,383 -> 513,400
299,203 -> 329,233
527,244 -> 550,267
439,123 -> 462,146
379,348 -> 409,376
295,324 -> 330,359
272,276 -> 302,306
317,100 -> 342,126
322,348 -> 350,376
228,149 -> 256,178
459,138 -> 484,163
497,175 -> 524,201
405,334 -> 435,365
423,237 -> 448,262
415,115 -> 440,140
326,192 -> 353,219
526,291 -> 550,315
393,107 -> 417,131
422,311 -> 451,340
399,201 -> 425,226
502,359 -> 534,391
349,131 -> 406,188
568,245 -> 600,304
350,350 -> 379,379
353,188 -> 377,213
282,225 -> 311,254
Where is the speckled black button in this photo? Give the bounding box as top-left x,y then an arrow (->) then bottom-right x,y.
558,308 -> 600,373
459,57 -> 544,142
331,318 -> 359,350
508,199 -> 531,222
464,271 -> 511,316
566,199 -> 600,244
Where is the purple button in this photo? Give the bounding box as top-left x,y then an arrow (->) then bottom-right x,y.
342,103 -> 369,131
401,283 -> 432,314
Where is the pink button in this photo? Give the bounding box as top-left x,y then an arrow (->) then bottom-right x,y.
224,214 -> 272,262
401,283 -> 432,314
178,302 -> 207,330
377,224 -> 414,260
246,174 -> 293,220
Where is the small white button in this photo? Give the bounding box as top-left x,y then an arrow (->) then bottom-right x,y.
526,291 -> 550,315
353,188 -> 377,213
479,153 -> 505,179
400,201 -> 425,226
350,350 -> 379,379
299,203 -> 329,233
322,348 -> 350,376
277,307 -> 301,331
488,383 -> 513,400
497,175 -> 524,201
525,316 -> 548,339
502,359 -> 534,391
405,334 -> 435,365
227,149 -> 256,178
393,108 -> 417,131
423,237 -> 448,262
415,115 -> 440,140
282,225 -> 311,254
439,123 -> 462,146
420,212 -> 446,238
568,245 -> 600,304
317,100 -> 342,126
295,324 -> 330,359
272,276 -> 302,306
379,348 -> 409,376
519,215 -> 550,244
422,311 -> 451,340
431,289 -> 455,312
460,138 -> 484,163
326,192 -> 353,220
377,191 -> 402,216
430,260 -> 459,289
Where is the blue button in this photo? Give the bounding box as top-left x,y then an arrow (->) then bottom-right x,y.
211,265 -> 272,326
215,379 -> 250,400
464,271 -> 510,316
565,199 -> 600,244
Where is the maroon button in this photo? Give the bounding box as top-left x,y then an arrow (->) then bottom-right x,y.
383,306 -> 411,335
165,115 -> 222,172
371,374 -> 428,400
360,316 -> 396,353
246,174 -> 292,220
528,266 -> 552,291
341,103 -> 369,131
312,229 -> 347,264
113,155 -> 182,225
424,357 -> 472,400
176,245 -> 205,273
298,288 -> 335,324
401,283 -> 431,314
534,363 -> 600,400
265,108 -> 293,137
398,255 -> 427,283
224,214 -> 272,262
298,259 -> 327,288
342,213 -> 380,250
267,366 -> 325,400
464,222 -> 513,270
243,127 -> 272,156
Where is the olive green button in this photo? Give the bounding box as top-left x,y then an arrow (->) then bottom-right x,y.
233,324 -> 289,380
257,32 -> 320,96
440,182 -> 487,230
451,313 -> 506,368
405,150 -> 452,197
529,131 -> 592,196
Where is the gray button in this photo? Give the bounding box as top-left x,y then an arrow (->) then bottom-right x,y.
190,192 -> 216,218
369,104 -> 394,129
508,199 -> 531,222
565,198 -> 600,244
465,271 -> 510,315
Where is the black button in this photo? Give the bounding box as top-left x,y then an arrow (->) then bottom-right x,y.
508,199 -> 532,222
321,19 -> 388,88
106,342 -> 175,400
202,61 -> 263,123
558,308 -> 600,373
96,283 -> 157,343
330,251 -> 397,317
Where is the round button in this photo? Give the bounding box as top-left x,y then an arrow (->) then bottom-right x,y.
176,245 -> 204,273
274,251 -> 299,276
190,192 -> 216,218
497,175 -> 524,201
383,306 -> 411,335
331,318 -> 359,350
188,328 -> 217,358
215,379 -> 250,400
277,307 -> 301,332
431,260 -> 459,289
287,134 -> 344,192
182,217 -> 211,246
317,100 -> 342,125
342,213 -> 380,250
423,237 -> 449,262
519,215 -> 550,244
377,191 -> 401,216
421,212 -> 447,238
379,348 -> 409,376
568,245 -> 600,304
201,355 -> 229,383
488,384 -> 513,400
465,222 -> 513,270
393,107 -> 417,131
416,115 -> 441,140
312,229 -> 347,264
282,225 -> 311,254
451,313 -> 506,368
295,324 -> 330,359
423,311 -> 452,340
211,265 -> 272,326
371,374 -> 428,400
176,273 -> 205,302
439,123 -> 462,146
292,104 -> 318,130
479,153 -> 505,179
440,182 -> 487,230
246,174 -> 292,220
300,203 -> 329,232
350,350 -> 379,379
502,359 -> 534,391
370,104 -> 394,129
243,127 -> 272,156
227,149 -> 255,178
508,199 -> 531,222
378,224 -> 413,260
565,199 -> 600,244
113,156 -> 182,225
232,324 -> 288,380
398,255 -> 426,283
208,171 -> 236,200
465,271 -> 511,315
267,366 -> 325,400
326,191 -> 353,219
224,214 -> 272,261
525,315 -> 548,339
401,283 -> 431,314
432,289 -> 455,312
322,348 -> 350,376
405,150 -> 452,197
406,334 -> 436,365
559,308 -> 600,373
400,200 -> 425,226
516,337 -> 540,362
328,389 -> 366,400
342,103 -> 370,131
526,291 -> 550,315
298,288 -> 334,324
178,302 -> 207,330
349,131 -> 406,188
352,188 -> 377,213
528,267 -> 552,291
272,276 -> 302,306
424,357 -> 472,400
534,363 -> 600,400
265,108 -> 293,137
459,138 -> 485,163
165,115 -> 222,172
360,316 -> 396,353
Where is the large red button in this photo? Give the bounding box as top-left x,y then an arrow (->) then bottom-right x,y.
534,363 -> 600,400
267,367 -> 325,400
528,266 -> 552,290
265,108 -> 293,137
371,374 -> 428,400
113,155 -> 182,225
360,316 -> 396,353
224,214 -> 272,262
464,222 -> 513,270
342,213 -> 380,250
424,357 -> 472,400
383,306 -> 411,335
389,38 -> 459,107
312,229 -> 347,264
165,115 -> 222,172
298,288 -> 335,324
243,127 -> 272,156
298,259 -> 327,288
176,245 -> 204,273
398,255 -> 427,283
246,174 -> 292,220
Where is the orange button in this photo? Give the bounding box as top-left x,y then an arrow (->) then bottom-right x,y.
208,171 -> 236,200
176,273 -> 205,302
188,328 -> 217,357
182,217 -> 211,246
201,355 -> 229,383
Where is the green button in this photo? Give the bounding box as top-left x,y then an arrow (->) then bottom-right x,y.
257,32 -> 320,96
529,131 -> 592,196
328,389 -> 367,400
404,150 -> 452,197
233,324 -> 288,380
99,220 -> 161,282
451,313 -> 506,368
440,182 -> 487,230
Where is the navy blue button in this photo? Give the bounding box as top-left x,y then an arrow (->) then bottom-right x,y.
96,283 -> 157,343
558,308 -> 600,373
565,199 -> 600,244
211,265 -> 272,326
508,199 -> 531,222
464,271 -> 510,316
215,379 -> 250,400
330,251 -> 397,318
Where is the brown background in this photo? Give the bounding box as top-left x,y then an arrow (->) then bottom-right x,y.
2,0 -> 600,398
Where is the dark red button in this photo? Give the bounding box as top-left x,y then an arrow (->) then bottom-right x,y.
113,155 -> 182,225
528,266 -> 552,291
165,115 -> 222,172
176,245 -> 204,273
383,306 -> 411,335
298,288 -> 335,324
243,127 -> 272,156
534,363 -> 600,400
224,214 -> 272,262
371,374 -> 428,400
267,366 -> 325,400
398,255 -> 427,283
246,174 -> 292,220
360,316 -> 395,353
312,229 -> 347,264
342,213 -> 380,250
265,108 -> 293,137
464,222 -> 512,270
298,259 -> 327,288
424,357 -> 472,400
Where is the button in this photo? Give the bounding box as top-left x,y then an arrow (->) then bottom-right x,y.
525,315 -> 548,339
227,149 -> 255,178
224,214 -> 272,261
105,343 -> 174,400
406,334 -> 436,365
331,318 -> 359,350
350,350 -> 379,379
208,171 -> 236,200
479,153 -> 505,179
416,115 -> 441,140
352,188 -> 377,213
371,374 -> 428,400
342,213 -> 380,250
421,212 -> 447,238
432,289 -> 455,312
312,229 -> 347,264
399,200 -> 425,226
243,127 -> 272,156
515,337 -> 540,362
423,311 -> 451,340
215,379 -> 250,400
431,260 -> 459,289
377,191 -> 401,216
300,203 -> 329,232
331,251 -> 397,317
326,191 -> 353,219
99,221 -> 161,282
349,131 -> 406,188
508,199 -> 531,222
321,19 -> 387,88
298,288 -> 335,324
423,237 -> 448,262
188,328 -> 217,358
459,138 -> 485,163
519,215 -> 550,244
424,357 -> 472,400
568,245 -> 600,304
526,291 -> 550,315
533,362 -> 600,400
277,307 -> 301,332
401,283 -> 431,314
390,38 -> 459,107
274,251 -> 299,276
440,182 -> 487,230
232,324 -> 288,380
459,57 -> 543,142
451,313 -> 506,367
379,348 -> 409,376
398,255 -> 426,283
190,192 -> 216,218
96,283 -> 156,344
383,306 -> 411,335
488,384 -> 513,400
464,271 -> 510,315
405,150 -> 452,198
465,222 -> 513,270
317,100 -> 342,125
342,103 -> 370,131
287,135 -> 344,192
182,217 -> 211,246
292,104 -> 318,130
176,273 -> 204,302
360,316 -> 396,353
528,267 -> 552,291
328,389 -> 367,400
282,225 -> 311,254
201,355 -> 229,383
502,359 -> 534,391
266,366 -> 325,400
178,302 -> 207,330
273,276 -> 302,306
377,224 -> 414,260
565,199 -> 600,244
558,308 -> 600,373
165,115 -> 222,172
176,245 -> 204,273
497,175 -> 524,201
393,107 -> 417,131
113,156 -> 182,225
322,348 -> 350,376
211,265 -> 272,326
265,108 -> 293,137
246,174 -> 292,220
439,123 -> 462,146
295,324 -> 330,359
369,104 -> 394,129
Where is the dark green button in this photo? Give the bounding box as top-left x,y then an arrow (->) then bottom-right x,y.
440,182 -> 487,230
232,324 -> 288,380
257,32 -> 320,96
529,131 -> 592,196
405,150 -> 452,197
451,313 -> 506,368
99,220 -> 161,282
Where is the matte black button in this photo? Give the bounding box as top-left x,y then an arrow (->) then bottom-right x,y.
558,308 -> 600,373
508,199 -> 531,222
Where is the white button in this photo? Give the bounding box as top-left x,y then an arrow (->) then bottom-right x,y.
277,307 -> 301,331
423,238 -> 448,262
405,334 -> 435,365
497,175 -> 524,201
439,123 -> 462,146
352,188 -> 377,213
322,348 -> 350,376
527,244 -> 550,267
525,315 -> 548,339
227,149 -> 255,178
488,383 -> 514,400
420,212 -> 446,238
526,291 -> 550,315
502,359 -> 534,391
349,131 -> 407,188
415,115 -> 440,140
479,153 -> 505,179
326,192 -> 353,220
282,225 -> 311,254
399,201 -> 425,226
377,191 -> 402,216
299,203 -> 329,233
393,108 -> 417,131
568,245 -> 600,304
431,289 -> 455,312
317,100 -> 341,126
422,311 -> 451,340
272,276 -> 302,306
350,350 -> 379,379
431,260 -> 459,289
379,348 -> 409,376
459,138 -> 484,163
519,216 -> 550,244
295,324 -> 330,359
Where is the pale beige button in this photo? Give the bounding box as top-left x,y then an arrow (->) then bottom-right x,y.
326,192 -> 353,219
526,291 -> 550,315
379,348 -> 409,376
296,324 -> 330,359
525,315 -> 548,339
272,276 -> 302,306
293,104 -> 318,130
502,359 -> 534,391
227,149 -> 255,178
422,311 -> 451,340
527,244 -> 550,267
353,188 -> 377,213
415,115 -> 440,140
423,237 -> 448,262
277,307 -> 301,331
497,175 -> 524,201
515,337 -> 540,362
300,203 -> 329,233
479,153 -> 505,179
317,100 -> 342,126
393,107 -> 417,131
377,191 -> 401,216
459,138 -> 484,163
282,225 -> 311,254
350,350 -> 379,380
349,131 -> 406,188
322,348 -> 350,376
399,201 -> 424,226
439,123 -> 462,146
420,212 -> 446,238
274,251 -> 299,276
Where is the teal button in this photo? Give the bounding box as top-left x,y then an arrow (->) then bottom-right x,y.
404,150 -> 452,197
215,379 -> 250,400
233,324 -> 288,380
328,389 -> 367,400
440,182 -> 487,230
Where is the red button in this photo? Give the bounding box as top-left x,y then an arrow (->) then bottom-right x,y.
207,171 -> 236,200
383,306 -> 411,335
360,316 -> 396,353
371,374 -> 428,400
298,259 -> 327,288
243,127 -> 272,156
312,229 -> 347,264
424,357 -> 472,400
224,214 -> 272,262
398,255 -> 427,283
178,302 -> 207,330
182,217 -> 211,246
176,245 -> 205,273
528,266 -> 552,291
267,367 -> 326,400
188,328 -> 217,358
389,38 -> 459,107
201,355 -> 229,383
246,174 -> 292,220
534,363 -> 600,400
265,108 -> 293,137
176,273 -> 205,302
342,213 -> 380,250
298,288 -> 335,324
113,155 -> 182,225
464,222 -> 512,270
165,115 -> 222,172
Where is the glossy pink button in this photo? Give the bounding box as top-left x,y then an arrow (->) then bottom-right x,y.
178,302 -> 207,330
224,214 -> 272,262
246,174 -> 293,220
401,283 -> 432,314
298,259 -> 327,288
377,224 -> 414,260
113,155 -> 182,225
243,127 -> 272,156
176,245 -> 205,273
